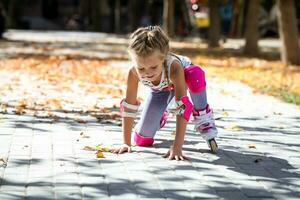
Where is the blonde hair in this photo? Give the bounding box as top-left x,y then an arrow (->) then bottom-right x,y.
129,26 -> 171,84
128,26 -> 169,57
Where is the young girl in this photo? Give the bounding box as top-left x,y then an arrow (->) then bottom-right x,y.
111,26 -> 218,160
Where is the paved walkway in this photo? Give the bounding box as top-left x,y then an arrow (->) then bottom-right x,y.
0,31 -> 300,200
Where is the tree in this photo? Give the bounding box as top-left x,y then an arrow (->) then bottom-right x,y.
128,0 -> 139,32
7,0 -> 22,28
277,0 -> 300,65
90,0 -> 102,31
114,0 -> 121,33
244,0 -> 260,56
208,0 -> 221,47
163,0 -> 174,37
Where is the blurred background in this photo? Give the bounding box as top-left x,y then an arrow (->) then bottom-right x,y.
0,0 -> 299,106
0,0 -> 299,38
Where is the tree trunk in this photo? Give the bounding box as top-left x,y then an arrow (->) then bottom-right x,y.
208,0 -> 221,47
90,0 -> 102,31
129,0 -> 139,32
277,0 -> 300,65
114,0 -> 121,33
42,0 -> 58,19
163,0 -> 174,37
179,0 -> 191,35
8,0 -> 22,28
244,0 -> 259,55
79,0 -> 89,17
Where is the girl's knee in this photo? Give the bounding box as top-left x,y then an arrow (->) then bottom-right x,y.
184,65 -> 206,93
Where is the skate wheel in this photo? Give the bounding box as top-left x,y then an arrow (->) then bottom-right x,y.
208,139 -> 218,154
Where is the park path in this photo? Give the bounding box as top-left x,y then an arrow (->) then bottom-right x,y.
0,30 -> 299,200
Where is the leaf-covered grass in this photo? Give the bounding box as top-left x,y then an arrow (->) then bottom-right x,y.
192,55 -> 300,106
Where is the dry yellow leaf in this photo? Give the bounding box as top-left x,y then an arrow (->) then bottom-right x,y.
0,157 -> 8,166
80,132 -> 90,138
222,111 -> 229,117
96,151 -> 104,158
82,146 -> 96,151
225,123 -> 243,132
248,144 -> 256,149
0,104 -> 7,113
95,144 -> 110,152
76,118 -> 87,124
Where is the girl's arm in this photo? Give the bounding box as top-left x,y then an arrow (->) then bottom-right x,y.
111,67 -> 139,154
122,67 -> 139,146
163,60 -> 190,160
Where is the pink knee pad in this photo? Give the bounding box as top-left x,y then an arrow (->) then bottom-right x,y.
184,65 -> 206,93
134,132 -> 154,146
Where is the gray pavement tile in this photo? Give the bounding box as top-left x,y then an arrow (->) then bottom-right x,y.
135,187 -> 165,198
216,190 -> 248,200
1,41 -> 300,200
79,175 -> 105,185
27,178 -> 53,187
133,181 -> 162,191
55,188 -> 81,200
0,191 -> 25,200
108,188 -> 138,200
82,186 -> 109,199
240,187 -> 274,198
107,181 -> 135,191
1,174 -> 27,189
190,187 -> 219,199
26,186 -> 54,199
163,190 -> 192,200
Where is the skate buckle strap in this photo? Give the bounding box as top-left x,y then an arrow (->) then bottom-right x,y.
120,99 -> 139,118
175,96 -> 193,121
193,108 -> 215,130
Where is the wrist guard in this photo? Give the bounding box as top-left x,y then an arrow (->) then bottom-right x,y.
175,96 -> 193,121
120,98 -> 139,118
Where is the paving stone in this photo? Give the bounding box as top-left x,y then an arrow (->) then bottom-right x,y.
108,188 -> 138,200
0,190 -> 25,200
216,190 -> 249,200
240,187 -> 274,198
82,186 -> 109,199
0,31 -> 300,200
27,186 -> 54,200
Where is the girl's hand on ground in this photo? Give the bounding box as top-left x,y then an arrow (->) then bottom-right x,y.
163,145 -> 188,161
110,144 -> 132,154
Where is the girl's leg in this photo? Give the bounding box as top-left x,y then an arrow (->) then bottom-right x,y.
190,89 -> 208,110
184,65 -> 218,141
134,90 -> 174,146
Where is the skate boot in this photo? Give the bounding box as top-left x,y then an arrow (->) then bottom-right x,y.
192,104 -> 218,153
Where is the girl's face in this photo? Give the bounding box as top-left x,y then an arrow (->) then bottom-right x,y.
132,51 -> 165,82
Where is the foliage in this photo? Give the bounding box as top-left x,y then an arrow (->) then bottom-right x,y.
193,55 -> 300,105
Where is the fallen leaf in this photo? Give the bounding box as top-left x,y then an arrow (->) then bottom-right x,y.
95,144 -> 110,152
171,131 -> 176,139
80,132 -> 90,138
224,123 -> 243,132
0,104 -> 7,113
14,101 -> 26,115
0,157 -> 8,166
82,146 -> 96,151
222,111 -> 229,117
254,158 -> 263,163
96,151 -> 104,158
76,118 -> 87,124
